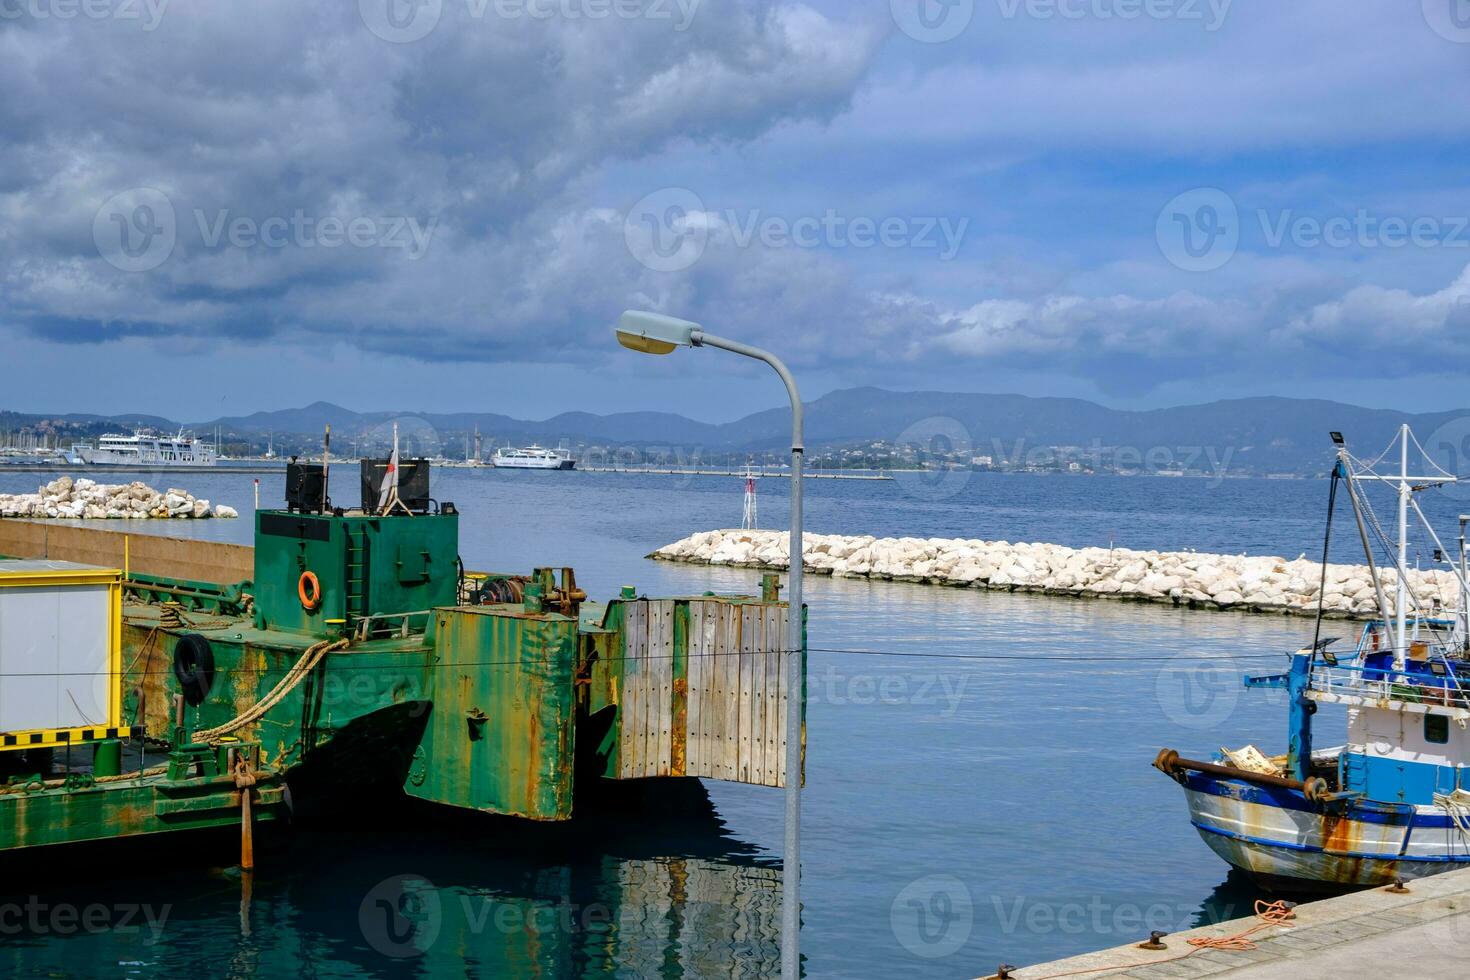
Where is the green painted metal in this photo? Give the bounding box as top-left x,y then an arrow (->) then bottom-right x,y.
122,572 -> 252,615
0,741 -> 284,852
407,606 -> 579,820
1,506 -> 807,856
251,511 -> 458,637
121,609 -> 434,779
92,740 -> 122,778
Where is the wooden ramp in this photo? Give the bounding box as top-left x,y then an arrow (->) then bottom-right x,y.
617,598 -> 802,789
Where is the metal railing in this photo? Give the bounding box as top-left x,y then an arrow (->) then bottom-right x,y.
1309,660 -> 1470,710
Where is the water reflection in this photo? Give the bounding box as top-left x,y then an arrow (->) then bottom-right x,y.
0,782 -> 782,979
0,467 -> 1382,976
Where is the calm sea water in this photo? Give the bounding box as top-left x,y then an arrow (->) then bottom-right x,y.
2,466 -> 1461,978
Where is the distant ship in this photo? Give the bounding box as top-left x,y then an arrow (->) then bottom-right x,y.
70,430 -> 218,467
492,444 -> 576,471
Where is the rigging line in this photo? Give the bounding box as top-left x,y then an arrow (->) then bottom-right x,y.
1353,437 -> 1398,472
1352,475 -> 1431,616
1408,426 -> 1456,481
1311,465 -> 1339,662
0,649 -> 1291,679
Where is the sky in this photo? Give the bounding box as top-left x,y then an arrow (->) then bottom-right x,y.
3,0 -> 1470,423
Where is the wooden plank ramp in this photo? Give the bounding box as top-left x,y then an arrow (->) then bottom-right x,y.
617,598 -> 795,789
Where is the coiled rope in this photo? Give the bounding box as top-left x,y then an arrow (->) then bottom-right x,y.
1185,899 -> 1297,951
192,638 -> 349,743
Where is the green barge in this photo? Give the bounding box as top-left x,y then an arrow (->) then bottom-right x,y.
0,461 -> 803,859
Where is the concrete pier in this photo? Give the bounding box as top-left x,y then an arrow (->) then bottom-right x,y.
991,867 -> 1470,979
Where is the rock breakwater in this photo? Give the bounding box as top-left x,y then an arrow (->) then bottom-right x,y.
0,477 -> 238,520
651,529 -> 1463,619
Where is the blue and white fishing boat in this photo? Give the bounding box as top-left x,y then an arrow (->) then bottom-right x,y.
1157,426 -> 1470,891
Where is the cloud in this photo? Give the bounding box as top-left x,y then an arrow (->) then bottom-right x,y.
0,2 -> 883,348
4,0 -> 1469,412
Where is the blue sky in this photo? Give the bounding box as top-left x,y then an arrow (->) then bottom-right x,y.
3,1 -> 1469,422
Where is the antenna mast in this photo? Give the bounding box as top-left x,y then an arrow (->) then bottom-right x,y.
741,458 -> 758,530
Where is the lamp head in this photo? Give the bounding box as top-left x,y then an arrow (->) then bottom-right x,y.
615,310 -> 701,355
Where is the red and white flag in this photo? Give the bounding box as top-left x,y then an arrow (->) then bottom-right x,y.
377,422 -> 399,513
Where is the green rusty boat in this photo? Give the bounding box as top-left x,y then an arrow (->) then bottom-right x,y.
0,460 -> 803,859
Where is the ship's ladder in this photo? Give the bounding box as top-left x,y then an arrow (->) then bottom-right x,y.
343,524 -> 371,626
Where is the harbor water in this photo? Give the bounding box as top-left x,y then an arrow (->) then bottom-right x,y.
4,467 -> 1457,977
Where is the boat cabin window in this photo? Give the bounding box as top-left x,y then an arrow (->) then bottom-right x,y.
1426,714 -> 1449,745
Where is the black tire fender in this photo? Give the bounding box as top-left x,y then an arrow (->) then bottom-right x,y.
172,633 -> 216,707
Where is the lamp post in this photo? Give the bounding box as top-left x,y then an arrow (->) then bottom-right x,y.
614,310 -> 804,980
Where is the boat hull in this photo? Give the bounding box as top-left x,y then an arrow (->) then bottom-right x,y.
1179,771 -> 1470,891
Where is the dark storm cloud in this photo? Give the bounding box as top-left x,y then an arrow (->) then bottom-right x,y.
0,1 -> 883,358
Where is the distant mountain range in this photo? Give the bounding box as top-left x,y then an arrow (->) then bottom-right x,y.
5,389 -> 1466,476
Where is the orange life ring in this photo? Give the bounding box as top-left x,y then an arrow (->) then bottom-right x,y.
298,570 -> 322,611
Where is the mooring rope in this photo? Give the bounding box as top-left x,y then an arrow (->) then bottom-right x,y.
192,638 -> 349,743
1017,900 -> 1296,979
1434,791 -> 1470,850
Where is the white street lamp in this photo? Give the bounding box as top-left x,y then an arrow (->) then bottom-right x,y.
615,309 -> 805,979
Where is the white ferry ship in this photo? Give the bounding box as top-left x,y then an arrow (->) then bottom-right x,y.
492,445 -> 576,470
70,430 -> 218,467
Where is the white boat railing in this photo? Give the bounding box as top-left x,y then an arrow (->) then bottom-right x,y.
1308,660 -> 1470,710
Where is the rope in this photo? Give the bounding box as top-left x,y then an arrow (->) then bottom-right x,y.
1435,791 -> 1470,850
0,764 -> 169,796
1311,465 -> 1339,659
1021,900 -> 1295,979
192,638 -> 349,743
1350,474 -> 1432,623
1408,427 -> 1457,481
1185,900 -> 1297,950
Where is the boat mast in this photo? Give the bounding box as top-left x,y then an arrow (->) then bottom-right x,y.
1462,515 -> 1469,651
1338,439 -> 1395,628
1397,423 -> 1410,666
